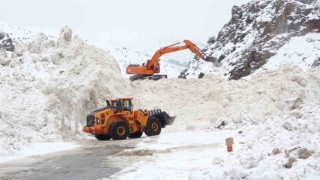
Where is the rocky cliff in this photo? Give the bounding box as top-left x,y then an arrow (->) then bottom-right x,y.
181,0 -> 320,79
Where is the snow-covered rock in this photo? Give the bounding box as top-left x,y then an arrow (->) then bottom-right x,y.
182,0 -> 320,79
0,31 -> 14,51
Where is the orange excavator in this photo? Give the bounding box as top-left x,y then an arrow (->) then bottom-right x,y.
126,40 -> 207,81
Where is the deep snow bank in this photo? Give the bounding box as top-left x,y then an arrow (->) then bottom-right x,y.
132,66 -> 320,132
108,66 -> 320,179
108,120 -> 320,179
0,27 -> 130,156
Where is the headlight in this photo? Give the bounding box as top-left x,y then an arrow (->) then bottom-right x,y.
96,118 -> 100,124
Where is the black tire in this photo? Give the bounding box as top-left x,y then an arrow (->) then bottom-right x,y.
95,134 -> 111,141
109,121 -> 130,140
145,117 -> 161,136
129,131 -> 143,138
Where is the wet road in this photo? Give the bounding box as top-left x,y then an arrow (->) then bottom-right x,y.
0,139 -> 142,180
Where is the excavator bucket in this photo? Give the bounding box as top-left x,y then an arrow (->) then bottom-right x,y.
146,109 -> 176,127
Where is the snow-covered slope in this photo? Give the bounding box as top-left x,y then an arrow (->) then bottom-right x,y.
182,0 -> 320,79
262,33 -> 320,69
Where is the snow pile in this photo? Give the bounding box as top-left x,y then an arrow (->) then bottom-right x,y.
107,66 -> 320,179
131,66 -> 320,132
108,115 -> 320,179
0,26 -> 130,156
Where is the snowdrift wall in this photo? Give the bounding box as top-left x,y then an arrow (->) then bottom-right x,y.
0,27 -> 130,156
133,66 -> 320,132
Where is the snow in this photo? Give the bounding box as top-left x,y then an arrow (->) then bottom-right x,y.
136,130 -> 236,151
105,65 -> 320,179
0,26 -> 130,158
1,9 -> 320,179
0,142 -> 79,164
107,111 -> 320,179
0,20 -> 57,42
247,33 -> 320,79
262,33 -> 320,71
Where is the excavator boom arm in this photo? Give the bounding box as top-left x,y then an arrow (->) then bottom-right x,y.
183,40 -> 205,60
126,39 -> 206,80
146,40 -> 205,69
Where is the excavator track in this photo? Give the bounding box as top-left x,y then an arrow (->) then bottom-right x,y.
129,74 -> 167,81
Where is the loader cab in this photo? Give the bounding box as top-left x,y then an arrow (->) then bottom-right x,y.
111,100 -> 122,111
123,99 -> 133,113
110,98 -> 133,113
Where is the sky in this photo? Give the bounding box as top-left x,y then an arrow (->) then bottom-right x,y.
0,0 -> 251,44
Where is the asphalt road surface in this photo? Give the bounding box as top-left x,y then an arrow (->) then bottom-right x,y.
0,138 -> 143,180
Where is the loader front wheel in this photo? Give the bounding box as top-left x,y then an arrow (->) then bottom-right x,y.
129,131 -> 143,138
145,117 -> 161,136
109,121 -> 129,140
95,134 -> 111,141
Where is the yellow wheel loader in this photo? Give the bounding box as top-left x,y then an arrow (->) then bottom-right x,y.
82,98 -> 175,140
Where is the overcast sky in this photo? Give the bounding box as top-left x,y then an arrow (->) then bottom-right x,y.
0,0 -> 251,43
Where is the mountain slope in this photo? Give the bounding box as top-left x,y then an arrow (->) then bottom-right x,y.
182,0 -> 320,79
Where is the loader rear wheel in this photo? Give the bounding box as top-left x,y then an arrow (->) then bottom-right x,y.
109,121 -> 129,140
95,134 -> 111,141
145,117 -> 161,136
129,131 -> 143,138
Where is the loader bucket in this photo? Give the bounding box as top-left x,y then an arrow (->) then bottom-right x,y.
151,111 -> 176,128
161,111 -> 176,125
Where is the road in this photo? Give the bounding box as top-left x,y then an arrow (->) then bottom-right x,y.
0,138 -> 143,180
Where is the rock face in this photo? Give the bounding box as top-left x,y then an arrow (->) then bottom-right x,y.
0,31 -> 14,52
182,0 -> 320,80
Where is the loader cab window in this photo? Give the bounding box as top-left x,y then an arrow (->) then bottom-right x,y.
123,99 -> 132,112
111,101 -> 117,108
106,100 -> 111,107
112,101 -> 122,111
